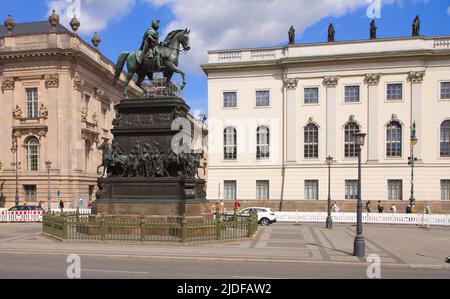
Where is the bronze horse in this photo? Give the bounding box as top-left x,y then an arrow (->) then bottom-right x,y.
113,29 -> 191,98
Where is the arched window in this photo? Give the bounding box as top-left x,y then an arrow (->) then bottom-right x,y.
441,120 -> 450,157
387,121 -> 402,157
257,126 -> 270,159
344,122 -> 360,157
304,123 -> 319,158
224,127 -> 237,160
25,137 -> 40,171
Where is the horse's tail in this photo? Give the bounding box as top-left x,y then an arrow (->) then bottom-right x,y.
113,52 -> 129,85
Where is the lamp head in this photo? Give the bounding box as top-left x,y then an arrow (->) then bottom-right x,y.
353,132 -> 367,147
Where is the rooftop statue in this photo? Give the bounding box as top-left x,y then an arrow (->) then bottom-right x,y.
412,15 -> 420,37
288,25 -> 295,45
328,23 -> 335,42
370,19 -> 377,39
114,19 -> 191,98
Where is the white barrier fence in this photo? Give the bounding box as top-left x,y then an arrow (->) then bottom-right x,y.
275,212 -> 450,226
0,209 -> 92,223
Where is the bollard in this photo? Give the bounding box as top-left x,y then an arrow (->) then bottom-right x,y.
181,216 -> 187,242
140,214 -> 145,242
100,216 -> 107,241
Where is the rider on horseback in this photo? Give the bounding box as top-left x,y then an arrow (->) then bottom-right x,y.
138,19 -> 161,69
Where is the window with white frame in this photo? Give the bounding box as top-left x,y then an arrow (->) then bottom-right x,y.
256,90 -> 270,107
224,127 -> 237,160
256,180 -> 270,200
256,126 -> 270,159
344,85 -> 360,103
441,82 -> 450,100
345,180 -> 358,200
388,180 -> 403,200
224,180 -> 237,200
386,83 -> 403,100
305,180 -> 319,200
304,123 -> 319,158
304,87 -> 319,104
26,88 -> 38,119
24,185 -> 37,202
441,120 -> 450,157
223,92 -> 237,108
386,121 -> 402,157
442,180 -> 450,200
344,122 -> 360,158
25,137 -> 40,171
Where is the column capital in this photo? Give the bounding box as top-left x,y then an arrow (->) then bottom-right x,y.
364,73 -> 382,86
408,71 -> 425,84
284,78 -> 299,89
73,73 -> 85,91
323,76 -> 339,88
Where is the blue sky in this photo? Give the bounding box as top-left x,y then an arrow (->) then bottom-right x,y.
1,0 -> 450,116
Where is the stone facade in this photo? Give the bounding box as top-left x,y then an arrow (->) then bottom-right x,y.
202,35 -> 450,212
0,21 -> 142,208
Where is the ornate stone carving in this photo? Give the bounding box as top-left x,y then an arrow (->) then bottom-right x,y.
73,74 -> 85,91
48,9 -> 60,28
81,107 -> 88,122
365,73 -> 382,86
323,76 -> 339,88
391,114 -> 398,122
92,112 -> 98,127
112,114 -> 122,127
13,105 -> 22,120
408,71 -> 425,84
2,77 -> 15,91
39,104 -> 48,119
45,74 -> 59,88
70,15 -> 80,32
349,115 -> 356,123
95,88 -> 105,99
284,78 -> 298,89
4,15 -> 15,33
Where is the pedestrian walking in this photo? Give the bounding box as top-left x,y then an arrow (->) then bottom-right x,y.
390,204 -> 397,213
234,199 -> 240,213
219,200 -> 225,214
366,201 -> 372,213
59,199 -> 64,212
406,205 -> 412,214
422,202 -> 432,229
377,201 -> 384,213
332,202 -> 339,213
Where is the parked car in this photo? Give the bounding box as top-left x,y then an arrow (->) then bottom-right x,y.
238,207 -> 277,226
8,205 -> 43,211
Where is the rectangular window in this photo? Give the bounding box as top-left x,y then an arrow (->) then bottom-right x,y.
442,180 -> 450,200
345,180 -> 358,200
256,180 -> 270,200
304,87 -> 319,104
387,83 -> 403,100
441,82 -> 450,100
388,180 -> 402,200
26,88 -> 38,119
305,180 -> 319,200
23,185 -> 37,202
224,180 -> 237,200
256,90 -> 270,107
84,94 -> 90,111
344,86 -> 360,103
223,92 -> 237,108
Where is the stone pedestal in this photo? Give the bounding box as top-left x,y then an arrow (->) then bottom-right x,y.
94,95 -> 210,219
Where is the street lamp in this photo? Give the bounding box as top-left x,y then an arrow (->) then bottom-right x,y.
353,131 -> 366,258
326,156 -> 333,229
408,121 -> 418,209
46,161 -> 52,212
10,135 -> 19,207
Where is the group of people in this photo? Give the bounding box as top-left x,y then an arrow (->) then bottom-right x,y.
330,200 -> 432,215
214,199 -> 240,215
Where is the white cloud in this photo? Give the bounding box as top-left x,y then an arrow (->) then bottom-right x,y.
146,0 -> 400,74
47,0 -> 136,34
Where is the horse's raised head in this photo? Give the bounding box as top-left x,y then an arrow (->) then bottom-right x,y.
182,28 -> 191,51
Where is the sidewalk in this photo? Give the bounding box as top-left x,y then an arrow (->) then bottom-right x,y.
0,223 -> 449,270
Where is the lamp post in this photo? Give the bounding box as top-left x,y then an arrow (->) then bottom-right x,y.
10,135 -> 19,207
409,121 -> 418,209
46,161 -> 52,212
353,132 -> 367,257
326,156 -> 333,229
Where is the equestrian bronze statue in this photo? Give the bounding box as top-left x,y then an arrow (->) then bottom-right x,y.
114,20 -> 191,98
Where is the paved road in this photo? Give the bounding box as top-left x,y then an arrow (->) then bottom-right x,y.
0,223 -> 449,279
1,252 -> 450,279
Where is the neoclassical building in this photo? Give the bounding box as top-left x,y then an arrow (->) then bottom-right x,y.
202,34 -> 450,212
0,14 -> 142,208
